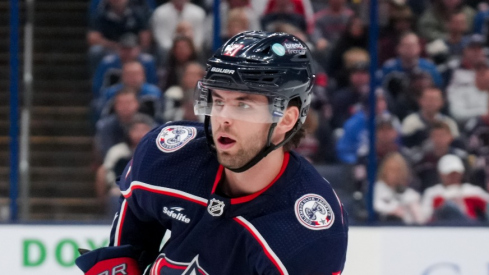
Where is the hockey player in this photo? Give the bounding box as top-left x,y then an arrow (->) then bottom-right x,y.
76,31 -> 348,275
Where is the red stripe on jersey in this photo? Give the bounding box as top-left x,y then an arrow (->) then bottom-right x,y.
159,258 -> 187,270
230,152 -> 290,205
150,257 -> 159,275
211,165 -> 224,194
122,184 -> 207,207
234,217 -> 288,275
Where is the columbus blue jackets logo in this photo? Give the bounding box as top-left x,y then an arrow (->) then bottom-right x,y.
156,126 -> 197,153
295,194 -> 334,230
207,198 -> 225,216
151,254 -> 209,275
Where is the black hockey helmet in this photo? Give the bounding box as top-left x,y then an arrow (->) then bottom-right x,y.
194,31 -> 315,172
195,30 -> 315,124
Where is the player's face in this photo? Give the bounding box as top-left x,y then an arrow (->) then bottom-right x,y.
210,90 -> 271,169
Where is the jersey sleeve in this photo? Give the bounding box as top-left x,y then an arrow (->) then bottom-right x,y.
107,121 -> 208,268
108,159 -> 166,269
283,232 -> 348,275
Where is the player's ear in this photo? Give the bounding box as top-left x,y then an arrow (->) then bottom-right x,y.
275,105 -> 299,135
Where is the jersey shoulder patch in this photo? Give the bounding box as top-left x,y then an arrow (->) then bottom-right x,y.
294,193 -> 335,230
155,125 -> 198,153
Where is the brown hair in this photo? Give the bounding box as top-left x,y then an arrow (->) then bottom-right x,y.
377,152 -> 411,185
430,120 -> 452,133
283,97 -> 306,151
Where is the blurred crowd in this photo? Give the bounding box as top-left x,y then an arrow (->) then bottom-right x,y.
87,0 -> 489,225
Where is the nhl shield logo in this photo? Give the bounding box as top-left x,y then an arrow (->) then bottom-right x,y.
207,198 -> 225,217
156,125 -> 197,153
295,194 -> 335,230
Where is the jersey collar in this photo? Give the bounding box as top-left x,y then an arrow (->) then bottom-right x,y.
211,152 -> 290,205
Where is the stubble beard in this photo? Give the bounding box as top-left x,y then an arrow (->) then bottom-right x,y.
215,132 -> 266,170
217,141 -> 264,169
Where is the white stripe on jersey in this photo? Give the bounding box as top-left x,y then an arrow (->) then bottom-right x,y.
235,216 -> 289,275
114,199 -> 128,246
121,181 -> 208,205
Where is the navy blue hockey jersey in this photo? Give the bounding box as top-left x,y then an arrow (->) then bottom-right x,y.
110,121 -> 348,275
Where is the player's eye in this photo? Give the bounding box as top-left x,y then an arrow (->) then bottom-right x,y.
214,99 -> 224,106
237,102 -> 251,109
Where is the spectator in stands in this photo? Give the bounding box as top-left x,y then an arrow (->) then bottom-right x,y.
401,87 -> 459,149
336,89 -> 401,164
262,0 -> 315,33
374,152 -> 424,224
379,32 -> 443,88
473,1 -> 489,45
175,20 -> 195,41
330,61 -> 370,130
312,0 -> 354,49
95,113 -> 155,216
261,0 -> 308,33
163,62 -> 205,123
379,4 -> 417,65
88,0 -> 152,72
92,33 -> 158,97
204,0 -> 260,51
332,47 -> 370,89
89,0 -> 156,17
203,7 -> 253,59
356,114 -> 404,171
224,8 -> 252,41
475,57 -> 489,92
421,154 -> 489,224
160,35 -> 200,92
354,115 -> 405,202
326,16 -> 369,80
385,69 -> 433,121
94,87 -> 141,160
417,0 -> 475,42
412,121 -> 469,192
151,0 -> 206,52
378,5 -> 424,65
446,34 -> 489,125
154,20 -> 196,66
98,61 -> 162,119
443,11 -> 470,58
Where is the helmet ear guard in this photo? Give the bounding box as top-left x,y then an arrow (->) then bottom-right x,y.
197,31 -> 315,172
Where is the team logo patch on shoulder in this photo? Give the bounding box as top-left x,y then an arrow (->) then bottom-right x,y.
156,125 -> 197,153
295,194 -> 334,230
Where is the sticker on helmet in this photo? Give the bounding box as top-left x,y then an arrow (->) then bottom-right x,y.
156,126 -> 197,153
295,194 -> 335,230
223,43 -> 245,57
283,42 -> 307,55
272,43 -> 286,56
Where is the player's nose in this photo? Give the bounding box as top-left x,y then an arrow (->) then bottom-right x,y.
214,108 -> 235,125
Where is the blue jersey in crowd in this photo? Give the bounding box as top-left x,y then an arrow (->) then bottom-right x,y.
92,53 -> 158,96
380,57 -> 443,88
110,121 -> 349,274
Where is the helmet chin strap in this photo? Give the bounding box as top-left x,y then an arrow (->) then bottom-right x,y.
204,116 -> 301,173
